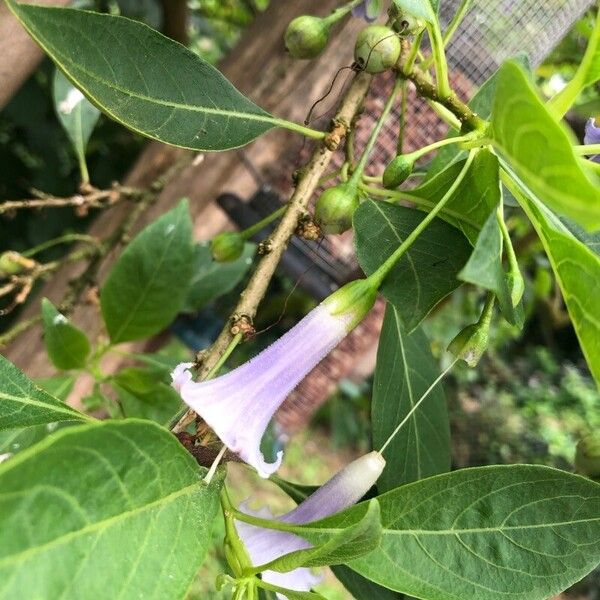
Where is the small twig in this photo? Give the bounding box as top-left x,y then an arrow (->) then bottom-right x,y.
0,152 -> 195,346
0,184 -> 144,216
398,58 -> 486,132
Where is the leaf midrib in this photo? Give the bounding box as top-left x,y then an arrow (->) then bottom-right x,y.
304,515 -> 600,539
394,309 -> 422,480
18,9 -> 278,128
0,391 -> 82,420
0,481 -> 199,568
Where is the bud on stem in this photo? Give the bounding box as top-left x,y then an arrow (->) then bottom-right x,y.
447,293 -> 494,367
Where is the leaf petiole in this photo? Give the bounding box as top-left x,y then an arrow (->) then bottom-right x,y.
367,149 -> 478,289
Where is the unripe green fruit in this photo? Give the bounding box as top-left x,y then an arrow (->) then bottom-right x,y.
575,434 -> 600,479
447,320 -> 490,368
0,251 -> 34,277
354,25 -> 401,73
391,12 -> 426,35
315,184 -> 360,234
383,156 -> 414,188
284,16 -> 330,59
211,232 -> 245,263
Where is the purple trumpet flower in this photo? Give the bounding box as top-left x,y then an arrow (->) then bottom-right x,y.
235,451 -> 386,598
584,118 -> 600,163
171,280 -> 376,478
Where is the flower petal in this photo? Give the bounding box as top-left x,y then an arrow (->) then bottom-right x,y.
173,304 -> 348,477
235,504 -> 322,598
584,118 -> 600,163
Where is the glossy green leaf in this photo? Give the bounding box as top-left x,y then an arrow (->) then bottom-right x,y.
391,0 -> 438,22
333,565 -> 402,599
340,465 -> 600,599
0,355 -> 86,430
259,584 -> 325,600
505,172 -> 600,386
548,13 -> 600,117
0,375 -> 78,460
458,210 -> 522,325
427,54 -> 530,177
101,200 -> 194,344
364,0 -> 383,20
0,376 -> 77,459
562,217 -> 600,257
53,68 -> 100,177
183,242 -> 255,312
36,375 -> 76,401
0,419 -> 223,599
112,367 -> 182,426
7,2 -> 277,151
411,149 -> 500,245
354,200 -> 471,330
41,298 -> 91,370
262,500 -> 381,573
271,475 -> 318,505
372,306 -> 450,491
491,60 -> 600,229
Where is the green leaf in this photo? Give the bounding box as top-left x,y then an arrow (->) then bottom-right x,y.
0,376 -> 78,459
0,419 -> 223,599
259,583 -> 325,600
490,60 -> 600,229
0,376 -> 77,459
561,217 -> 600,257
458,210 -> 522,325
354,200 -> 471,330
112,367 -> 182,425
101,200 -> 194,343
36,375 -> 76,401
364,0 -> 383,20
344,465 -> 600,599
427,54 -> 530,177
7,2 -> 277,151
505,172 -> 600,386
53,68 -> 100,178
411,149 -> 500,245
262,500 -> 381,573
391,0 -> 438,22
183,242 -> 255,312
41,298 -> 91,370
548,13 -> 600,117
333,565 -> 402,599
271,475 -> 318,505
0,355 -> 86,430
372,306 -> 450,491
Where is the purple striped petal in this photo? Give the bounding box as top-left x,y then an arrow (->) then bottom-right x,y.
235,452 -> 386,598
172,280 -> 376,478
585,118 -> 600,163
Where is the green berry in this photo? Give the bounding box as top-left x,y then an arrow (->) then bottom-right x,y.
284,16 -> 330,59
315,183 -> 360,234
383,155 -> 414,188
390,12 -> 426,35
354,25 -> 401,74
211,232 -> 245,263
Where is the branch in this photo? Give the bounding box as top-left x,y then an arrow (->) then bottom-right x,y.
0,153 -> 194,348
400,61 -> 487,132
0,184 -> 144,216
171,71 -> 374,433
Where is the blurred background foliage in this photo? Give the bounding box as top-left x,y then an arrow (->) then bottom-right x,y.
0,1 -> 599,596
